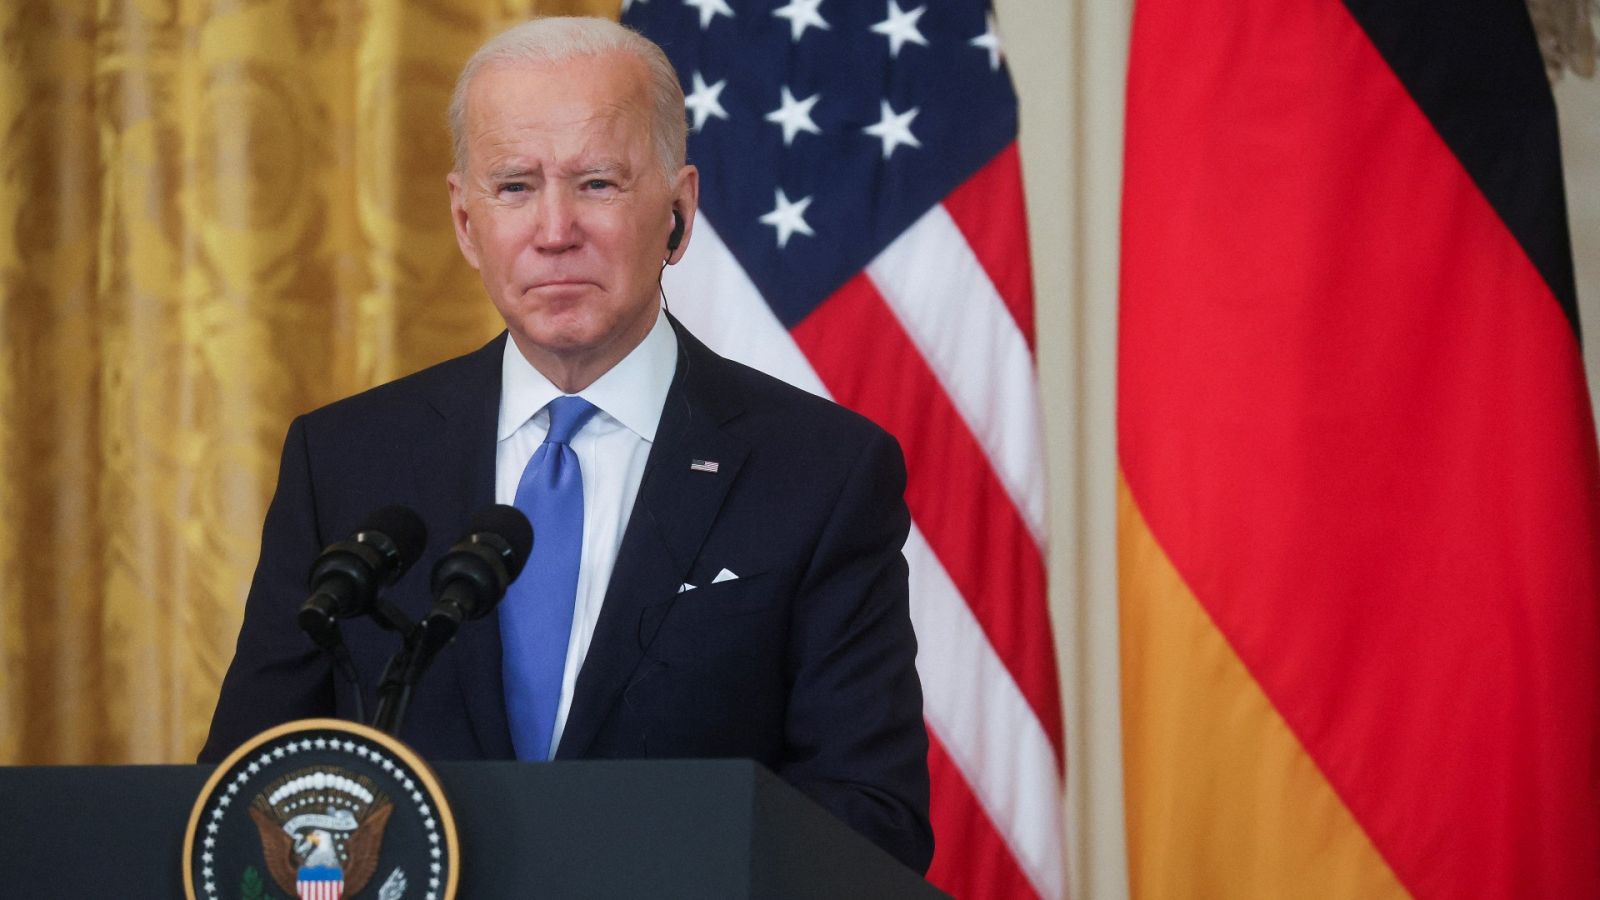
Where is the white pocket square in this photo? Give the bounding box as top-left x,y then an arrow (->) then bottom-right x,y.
680,569 -> 737,594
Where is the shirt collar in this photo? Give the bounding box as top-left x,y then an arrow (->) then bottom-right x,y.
497,311 -> 679,442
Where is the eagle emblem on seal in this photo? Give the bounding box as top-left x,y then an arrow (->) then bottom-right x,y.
247,767 -> 395,900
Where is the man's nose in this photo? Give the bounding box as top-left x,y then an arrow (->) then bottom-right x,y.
532,189 -> 580,252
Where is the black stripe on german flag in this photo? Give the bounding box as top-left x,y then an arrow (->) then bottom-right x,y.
1343,0 -> 1581,337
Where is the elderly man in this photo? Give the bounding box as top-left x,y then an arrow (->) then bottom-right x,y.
201,16 -> 932,872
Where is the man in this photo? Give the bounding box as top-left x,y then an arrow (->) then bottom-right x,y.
201,17 -> 933,872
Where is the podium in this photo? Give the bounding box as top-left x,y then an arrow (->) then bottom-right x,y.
0,759 -> 943,897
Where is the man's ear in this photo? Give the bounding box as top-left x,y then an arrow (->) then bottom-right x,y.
665,164 -> 700,265
446,171 -> 481,270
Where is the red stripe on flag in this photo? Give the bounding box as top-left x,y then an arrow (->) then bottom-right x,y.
941,142 -> 1036,349
793,273 -> 1062,758
925,729 -> 1041,899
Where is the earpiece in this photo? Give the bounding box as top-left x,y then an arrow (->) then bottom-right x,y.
666,209 -> 685,253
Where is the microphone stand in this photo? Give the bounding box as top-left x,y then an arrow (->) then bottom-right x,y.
302,619 -> 368,726
370,608 -> 463,737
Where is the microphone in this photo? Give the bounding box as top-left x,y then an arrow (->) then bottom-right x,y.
297,505 -> 428,643
425,504 -> 534,632
369,505 -> 532,737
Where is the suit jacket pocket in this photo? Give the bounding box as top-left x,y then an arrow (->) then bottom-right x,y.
641,571 -> 785,671
667,570 -> 777,622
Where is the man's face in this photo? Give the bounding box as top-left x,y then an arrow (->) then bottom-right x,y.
448,54 -> 696,389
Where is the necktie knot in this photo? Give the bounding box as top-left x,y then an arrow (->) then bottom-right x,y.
544,396 -> 598,446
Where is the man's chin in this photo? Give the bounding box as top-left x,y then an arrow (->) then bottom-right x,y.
499,296 -> 658,378
506,312 -> 615,358
515,324 -> 601,354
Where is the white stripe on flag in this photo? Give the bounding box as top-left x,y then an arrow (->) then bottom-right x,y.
297,880 -> 342,900
664,217 -> 831,398
665,216 -> 1065,899
866,205 -> 1049,547
906,526 -> 1067,900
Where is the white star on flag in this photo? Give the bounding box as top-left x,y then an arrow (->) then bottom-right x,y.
759,188 -> 815,248
682,0 -> 734,30
870,1 -> 929,58
863,99 -> 922,158
684,71 -> 730,131
765,87 -> 823,146
772,0 -> 830,42
970,14 -> 1002,71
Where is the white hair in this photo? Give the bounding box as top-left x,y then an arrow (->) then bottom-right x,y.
448,17 -> 687,179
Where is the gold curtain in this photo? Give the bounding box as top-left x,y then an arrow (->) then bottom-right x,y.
0,0 -> 615,765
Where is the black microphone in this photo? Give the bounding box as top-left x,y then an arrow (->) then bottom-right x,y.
369,505 -> 533,736
425,504 -> 534,632
297,505 -> 428,643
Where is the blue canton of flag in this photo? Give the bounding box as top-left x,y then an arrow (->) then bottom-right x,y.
626,0 -> 1016,324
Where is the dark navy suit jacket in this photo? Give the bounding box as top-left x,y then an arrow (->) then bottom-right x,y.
200,317 -> 933,872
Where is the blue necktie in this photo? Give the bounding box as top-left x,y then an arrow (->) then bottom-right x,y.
501,395 -> 599,761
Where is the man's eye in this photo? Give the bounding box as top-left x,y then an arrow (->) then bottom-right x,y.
499,183 -> 527,194
584,179 -> 614,191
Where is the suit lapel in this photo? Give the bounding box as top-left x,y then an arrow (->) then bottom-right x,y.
413,334 -> 512,758
556,319 -> 749,758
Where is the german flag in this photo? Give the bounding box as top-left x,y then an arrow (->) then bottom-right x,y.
1118,0 -> 1600,897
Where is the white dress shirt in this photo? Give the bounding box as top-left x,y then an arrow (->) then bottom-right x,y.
495,312 -> 678,758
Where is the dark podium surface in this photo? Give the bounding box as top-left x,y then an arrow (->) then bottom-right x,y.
0,759 -> 942,898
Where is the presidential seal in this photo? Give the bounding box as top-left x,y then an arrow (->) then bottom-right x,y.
184,719 -> 459,900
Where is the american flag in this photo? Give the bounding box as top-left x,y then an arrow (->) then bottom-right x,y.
296,867 -> 343,900
624,1 -> 1065,896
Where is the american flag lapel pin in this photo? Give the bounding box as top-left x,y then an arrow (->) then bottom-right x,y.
689,458 -> 720,473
